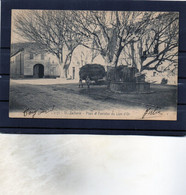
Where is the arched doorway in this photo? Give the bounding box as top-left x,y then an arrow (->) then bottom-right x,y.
33,64 -> 44,78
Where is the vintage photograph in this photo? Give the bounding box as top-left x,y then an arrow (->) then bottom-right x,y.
9,10 -> 179,120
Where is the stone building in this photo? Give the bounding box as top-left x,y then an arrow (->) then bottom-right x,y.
10,42 -> 61,78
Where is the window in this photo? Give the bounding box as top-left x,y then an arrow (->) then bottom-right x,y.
30,53 -> 34,59
41,54 -> 44,60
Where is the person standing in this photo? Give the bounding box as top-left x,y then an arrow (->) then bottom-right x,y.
79,78 -> 83,88
86,76 -> 90,88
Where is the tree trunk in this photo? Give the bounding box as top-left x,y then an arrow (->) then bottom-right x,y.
137,40 -> 144,73
114,45 -> 124,67
62,49 -> 75,79
58,52 -> 72,79
131,41 -> 137,68
59,64 -> 66,78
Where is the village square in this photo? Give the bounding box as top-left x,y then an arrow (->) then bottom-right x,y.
9,10 -> 178,120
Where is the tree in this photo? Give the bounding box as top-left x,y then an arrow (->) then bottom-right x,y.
122,12 -> 179,74
71,11 -> 178,81
14,10 -> 179,80
70,11 -> 153,67
13,10 -> 83,78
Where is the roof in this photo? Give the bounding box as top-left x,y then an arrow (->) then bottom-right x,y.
11,42 -> 47,56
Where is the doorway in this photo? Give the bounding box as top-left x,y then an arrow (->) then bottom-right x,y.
33,64 -> 44,78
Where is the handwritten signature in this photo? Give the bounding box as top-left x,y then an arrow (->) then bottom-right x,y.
23,105 -> 55,118
142,105 -> 162,119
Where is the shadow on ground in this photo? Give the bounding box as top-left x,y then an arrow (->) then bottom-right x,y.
9,82 -> 177,112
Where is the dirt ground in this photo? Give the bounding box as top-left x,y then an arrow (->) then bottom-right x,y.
9,79 -> 177,113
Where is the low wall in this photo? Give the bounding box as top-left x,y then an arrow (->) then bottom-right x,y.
110,81 -> 150,93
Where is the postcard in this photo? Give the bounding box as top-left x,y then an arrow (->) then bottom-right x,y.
9,10 -> 179,120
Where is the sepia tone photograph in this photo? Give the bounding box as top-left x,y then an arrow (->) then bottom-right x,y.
9,10 -> 179,120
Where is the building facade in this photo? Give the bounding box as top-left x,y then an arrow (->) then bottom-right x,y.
10,43 -> 61,78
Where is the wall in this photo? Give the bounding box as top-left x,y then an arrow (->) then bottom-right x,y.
10,51 -> 24,78
23,51 -> 60,78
